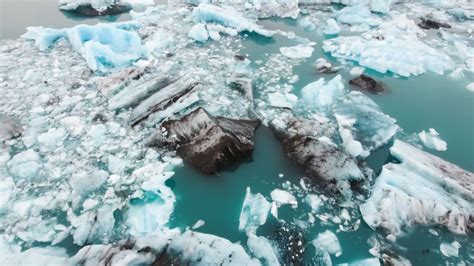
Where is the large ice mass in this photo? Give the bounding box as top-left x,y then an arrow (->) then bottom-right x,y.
2,0 -> 474,264
22,22 -> 147,72
361,140 -> 474,237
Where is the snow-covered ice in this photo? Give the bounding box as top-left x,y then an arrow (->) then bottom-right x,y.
418,128 -> 448,151
280,45 -> 314,59
312,230 -> 342,257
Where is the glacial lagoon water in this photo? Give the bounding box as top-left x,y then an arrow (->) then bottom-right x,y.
1,2 -> 473,265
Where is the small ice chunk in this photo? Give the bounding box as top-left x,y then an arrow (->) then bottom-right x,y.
268,92 -> 298,109
312,230 -> 342,257
7,149 -> 41,180
350,66 -> 365,76
0,176 -> 15,211
108,155 -> 128,174
467,82 -> 474,92
239,187 -> 271,235
304,194 -> 322,212
418,128 -> 447,151
270,189 -> 297,207
188,23 -> 209,42
247,235 -> 280,266
191,220 -> 206,230
280,45 -> 314,59
37,128 -> 67,150
324,18 -> 341,35
301,75 -> 344,108
440,241 -> 461,257
69,170 -> 108,196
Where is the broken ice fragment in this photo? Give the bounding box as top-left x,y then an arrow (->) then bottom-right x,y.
301,75 -> 344,108
188,23 -> 209,42
247,235 -> 280,266
360,140 -> 474,237
270,189 -> 297,207
440,241 -> 461,257
418,128 -> 447,151
280,45 -> 314,59
7,149 -> 42,180
239,187 -> 271,236
0,114 -> 22,143
312,230 -> 342,257
58,0 -> 132,16
324,18 -> 341,35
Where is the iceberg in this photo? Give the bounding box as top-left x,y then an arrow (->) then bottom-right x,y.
312,230 -> 342,257
239,187 -> 272,235
331,0 -> 393,13
324,18 -> 341,35
247,235 -> 280,266
418,128 -> 447,151
0,114 -> 22,143
188,23 -> 209,42
335,5 -> 381,27
22,22 -> 147,72
7,149 -> 42,180
280,45 -> 314,59
360,140 -> 474,237
323,16 -> 455,76
335,91 -> 398,156
270,189 -> 298,207
301,75 -> 344,108
193,3 -> 274,37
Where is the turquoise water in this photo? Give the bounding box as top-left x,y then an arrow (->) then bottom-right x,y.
169,17 -> 474,264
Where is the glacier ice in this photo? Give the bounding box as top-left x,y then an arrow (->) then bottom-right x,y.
247,235 -> 280,266
22,22 -> 147,72
239,187 -> 272,236
324,18 -> 341,35
0,114 -> 22,143
7,149 -> 42,180
440,241 -> 461,257
312,230 -> 342,257
335,5 -> 381,27
301,75 -> 344,108
360,140 -> 474,237
418,128 -> 447,151
280,45 -> 314,59
323,16 -> 455,76
188,23 -> 209,42
193,3 -> 274,37
270,188 -> 298,207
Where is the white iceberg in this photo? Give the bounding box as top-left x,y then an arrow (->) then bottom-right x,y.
324,18 -> 341,35
312,230 -> 342,257
270,188 -> 298,207
239,187 -> 272,235
418,128 -> 447,151
247,235 -> 280,266
280,45 -> 314,59
301,75 -> 344,108
7,149 -> 42,180
188,23 -> 209,42
360,140 -> 474,237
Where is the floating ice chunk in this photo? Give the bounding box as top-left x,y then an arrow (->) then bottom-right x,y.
335,114 -> 369,157
145,29 -> 174,55
301,75 -> 344,108
341,257 -> 381,266
126,162 -> 176,236
23,22 -> 147,72
188,23 -> 209,42
83,198 -> 99,211
312,230 -> 342,257
331,0 -> 393,13
0,245 -> 68,266
335,5 -> 381,27
304,194 -> 322,212
418,128 -> 447,151
60,116 -> 84,136
168,230 -> 259,265
350,66 -> 365,76
193,4 -> 274,37
208,30 -> 221,41
37,128 -> 67,151
7,149 -> 41,180
280,45 -> 314,59
335,91 -> 398,153
323,36 -> 455,77
360,140 -> 474,236
467,82 -> 474,92
69,170 -> 108,196
270,189 -> 297,207
87,124 -> 107,146
108,155 -> 129,174
0,177 -> 14,212
70,204 -> 118,246
247,235 -> 280,266
324,18 -> 341,35
239,187 -> 272,235
268,92 -> 298,109
440,241 -> 461,257
299,17 -> 315,31
191,219 -> 206,229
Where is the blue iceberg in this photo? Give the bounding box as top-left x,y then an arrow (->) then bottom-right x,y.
22,21 -> 147,72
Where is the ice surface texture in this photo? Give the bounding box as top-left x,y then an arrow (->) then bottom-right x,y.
22,22 -> 147,72
361,140 -> 474,237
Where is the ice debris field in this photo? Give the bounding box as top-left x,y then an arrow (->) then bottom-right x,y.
0,0 -> 473,265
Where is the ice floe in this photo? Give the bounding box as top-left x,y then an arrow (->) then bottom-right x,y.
239,187 -> 272,235
312,230 -> 342,257
22,22 -> 147,72
361,140 -> 474,237
418,128 -> 448,151
280,44 -> 314,59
